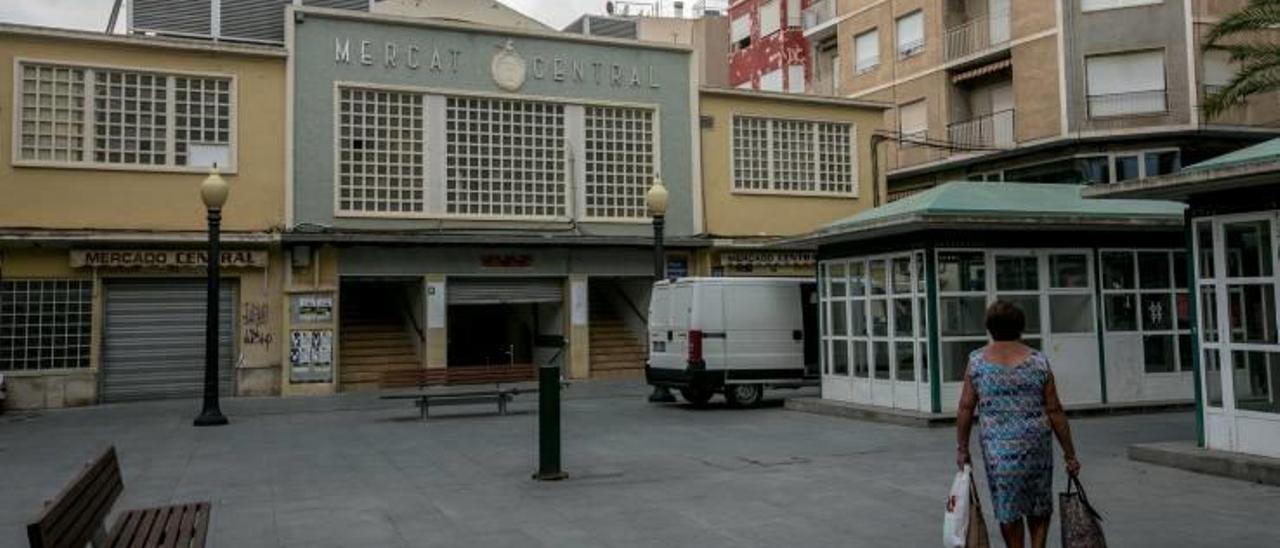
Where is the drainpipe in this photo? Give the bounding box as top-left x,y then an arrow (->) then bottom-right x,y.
870,133 -> 889,207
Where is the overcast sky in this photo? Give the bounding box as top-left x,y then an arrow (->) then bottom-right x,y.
0,0 -> 615,33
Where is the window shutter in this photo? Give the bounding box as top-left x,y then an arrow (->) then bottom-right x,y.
1086,50 -> 1165,95
760,69 -> 784,91
896,11 -> 923,53
731,15 -> 750,42
787,65 -> 806,93
855,29 -> 879,71
899,101 -> 927,135
1204,49 -> 1235,88
760,0 -> 782,37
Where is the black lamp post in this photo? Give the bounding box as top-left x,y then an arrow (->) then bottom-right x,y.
194,167 -> 229,427
645,177 -> 677,403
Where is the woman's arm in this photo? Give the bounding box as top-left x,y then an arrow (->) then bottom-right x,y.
1044,371 -> 1081,475
956,369 -> 978,470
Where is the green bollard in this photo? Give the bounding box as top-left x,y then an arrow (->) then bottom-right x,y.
534,363 -> 568,481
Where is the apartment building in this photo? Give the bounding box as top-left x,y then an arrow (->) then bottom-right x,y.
0,24 -> 288,409
562,9 -> 732,87
728,0 -> 811,91
801,0 -> 1280,197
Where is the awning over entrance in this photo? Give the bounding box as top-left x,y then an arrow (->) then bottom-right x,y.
448,278 -> 564,305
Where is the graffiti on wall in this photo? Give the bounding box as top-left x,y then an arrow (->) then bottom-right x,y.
242,302 -> 274,349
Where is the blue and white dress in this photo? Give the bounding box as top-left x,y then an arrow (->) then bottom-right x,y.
968,348 -> 1054,523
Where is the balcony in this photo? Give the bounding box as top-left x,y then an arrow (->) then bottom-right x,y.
947,109 -> 1015,150
1087,90 -> 1168,119
943,10 -> 1011,62
802,0 -> 839,39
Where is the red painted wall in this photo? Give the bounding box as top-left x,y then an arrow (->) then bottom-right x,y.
727,0 -> 811,91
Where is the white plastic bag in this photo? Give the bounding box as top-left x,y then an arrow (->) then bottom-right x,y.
943,465 -> 973,548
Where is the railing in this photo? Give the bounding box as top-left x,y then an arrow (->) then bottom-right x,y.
802,0 -> 838,32
1087,90 -> 1168,118
947,109 -> 1016,150
943,10 -> 1011,61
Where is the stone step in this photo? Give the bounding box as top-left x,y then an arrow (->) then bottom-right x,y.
341,354 -> 421,366
590,360 -> 645,371
589,367 -> 644,380
341,345 -> 418,357
589,338 -> 645,349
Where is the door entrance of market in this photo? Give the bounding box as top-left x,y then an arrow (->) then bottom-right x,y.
446,278 -> 566,369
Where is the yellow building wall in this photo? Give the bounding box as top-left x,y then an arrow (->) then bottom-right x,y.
0,31 -> 286,233
699,92 -> 883,237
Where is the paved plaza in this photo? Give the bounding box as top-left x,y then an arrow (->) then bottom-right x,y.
2,381 -> 1278,547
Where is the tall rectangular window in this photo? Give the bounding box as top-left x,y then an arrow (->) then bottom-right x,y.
445,97 -> 566,218
584,106 -> 655,219
1203,48 -> 1236,96
1101,249 -> 1192,373
731,14 -> 751,49
337,88 -> 425,214
899,100 -> 927,145
896,11 -> 924,58
0,280 -> 93,371
760,0 -> 782,37
17,62 -> 232,169
18,64 -> 86,162
732,116 -> 856,195
1086,50 -> 1167,117
855,29 -> 880,73
760,68 -> 784,92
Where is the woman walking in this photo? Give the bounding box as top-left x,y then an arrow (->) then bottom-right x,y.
956,301 -> 1081,548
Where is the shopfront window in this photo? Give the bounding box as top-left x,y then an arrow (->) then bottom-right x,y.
939,251 -> 988,382
1102,249 -> 1191,373
819,253 -> 927,388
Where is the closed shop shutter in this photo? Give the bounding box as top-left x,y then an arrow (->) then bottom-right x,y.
448,278 -> 564,305
102,279 -> 235,402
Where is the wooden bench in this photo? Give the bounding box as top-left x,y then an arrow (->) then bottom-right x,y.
379,366 -> 540,419
27,446 -> 210,548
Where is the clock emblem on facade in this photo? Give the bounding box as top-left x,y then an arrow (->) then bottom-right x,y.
491,40 -> 527,92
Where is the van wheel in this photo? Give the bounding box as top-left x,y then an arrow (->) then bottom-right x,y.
680,388 -> 713,406
725,384 -> 763,408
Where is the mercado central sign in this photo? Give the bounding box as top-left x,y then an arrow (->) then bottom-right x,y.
333,37 -> 665,90
70,250 -> 268,269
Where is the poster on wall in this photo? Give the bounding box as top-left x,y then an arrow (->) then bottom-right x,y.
571,280 -> 587,326
290,329 -> 333,383
427,282 -> 446,327
292,293 -> 334,323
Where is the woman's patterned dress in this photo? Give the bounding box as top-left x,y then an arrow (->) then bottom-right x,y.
969,347 -> 1054,524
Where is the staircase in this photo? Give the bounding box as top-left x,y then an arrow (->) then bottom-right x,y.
339,292 -> 421,392
589,285 -> 648,379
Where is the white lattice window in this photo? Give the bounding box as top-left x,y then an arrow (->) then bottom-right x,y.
93,69 -> 169,165
16,62 -> 234,170
772,120 -> 817,192
445,97 -> 566,218
732,116 -> 770,190
585,106 -> 655,219
18,64 -> 86,162
337,88 -> 425,214
0,280 -> 93,371
174,76 -> 232,167
733,115 -> 856,195
817,122 -> 855,194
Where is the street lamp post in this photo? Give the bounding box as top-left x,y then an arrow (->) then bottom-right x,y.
194,167 -> 229,427
645,177 -> 677,403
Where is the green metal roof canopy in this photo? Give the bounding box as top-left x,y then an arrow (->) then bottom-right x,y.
1183,137 -> 1280,173
810,182 -> 1185,243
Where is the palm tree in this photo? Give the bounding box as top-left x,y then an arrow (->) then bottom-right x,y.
1202,0 -> 1280,119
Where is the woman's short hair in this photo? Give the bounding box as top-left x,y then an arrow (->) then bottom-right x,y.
985,300 -> 1025,341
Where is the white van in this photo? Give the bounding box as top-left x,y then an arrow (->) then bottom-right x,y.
645,277 -> 819,406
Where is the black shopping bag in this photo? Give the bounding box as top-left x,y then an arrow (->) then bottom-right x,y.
1059,475 -> 1106,548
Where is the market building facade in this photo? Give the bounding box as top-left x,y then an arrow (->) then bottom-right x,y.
0,24 -> 288,408
1086,139 -> 1280,460
805,182 -> 1192,414
279,7 -> 698,393
691,87 -> 883,277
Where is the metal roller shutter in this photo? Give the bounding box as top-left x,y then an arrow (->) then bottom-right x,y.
220,0 -> 285,43
448,278 -> 564,305
102,279 -> 235,402
131,0 -> 213,37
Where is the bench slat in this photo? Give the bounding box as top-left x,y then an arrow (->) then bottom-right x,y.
28,447 -> 123,548
107,510 -> 144,548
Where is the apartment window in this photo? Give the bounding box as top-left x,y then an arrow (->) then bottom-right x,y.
760,68 -> 784,92
17,62 -> 232,169
855,29 -> 880,73
1082,0 -> 1162,12
732,116 -> 856,195
446,97 -> 566,218
787,65 -> 806,93
337,88 -> 425,214
731,14 -> 751,50
760,0 -> 782,37
0,280 -> 93,371
1086,50 -> 1167,117
896,11 -> 924,59
1102,250 -> 1192,373
1203,48 -> 1236,97
786,0 -> 802,28
899,100 -> 927,145
584,106 -> 656,219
